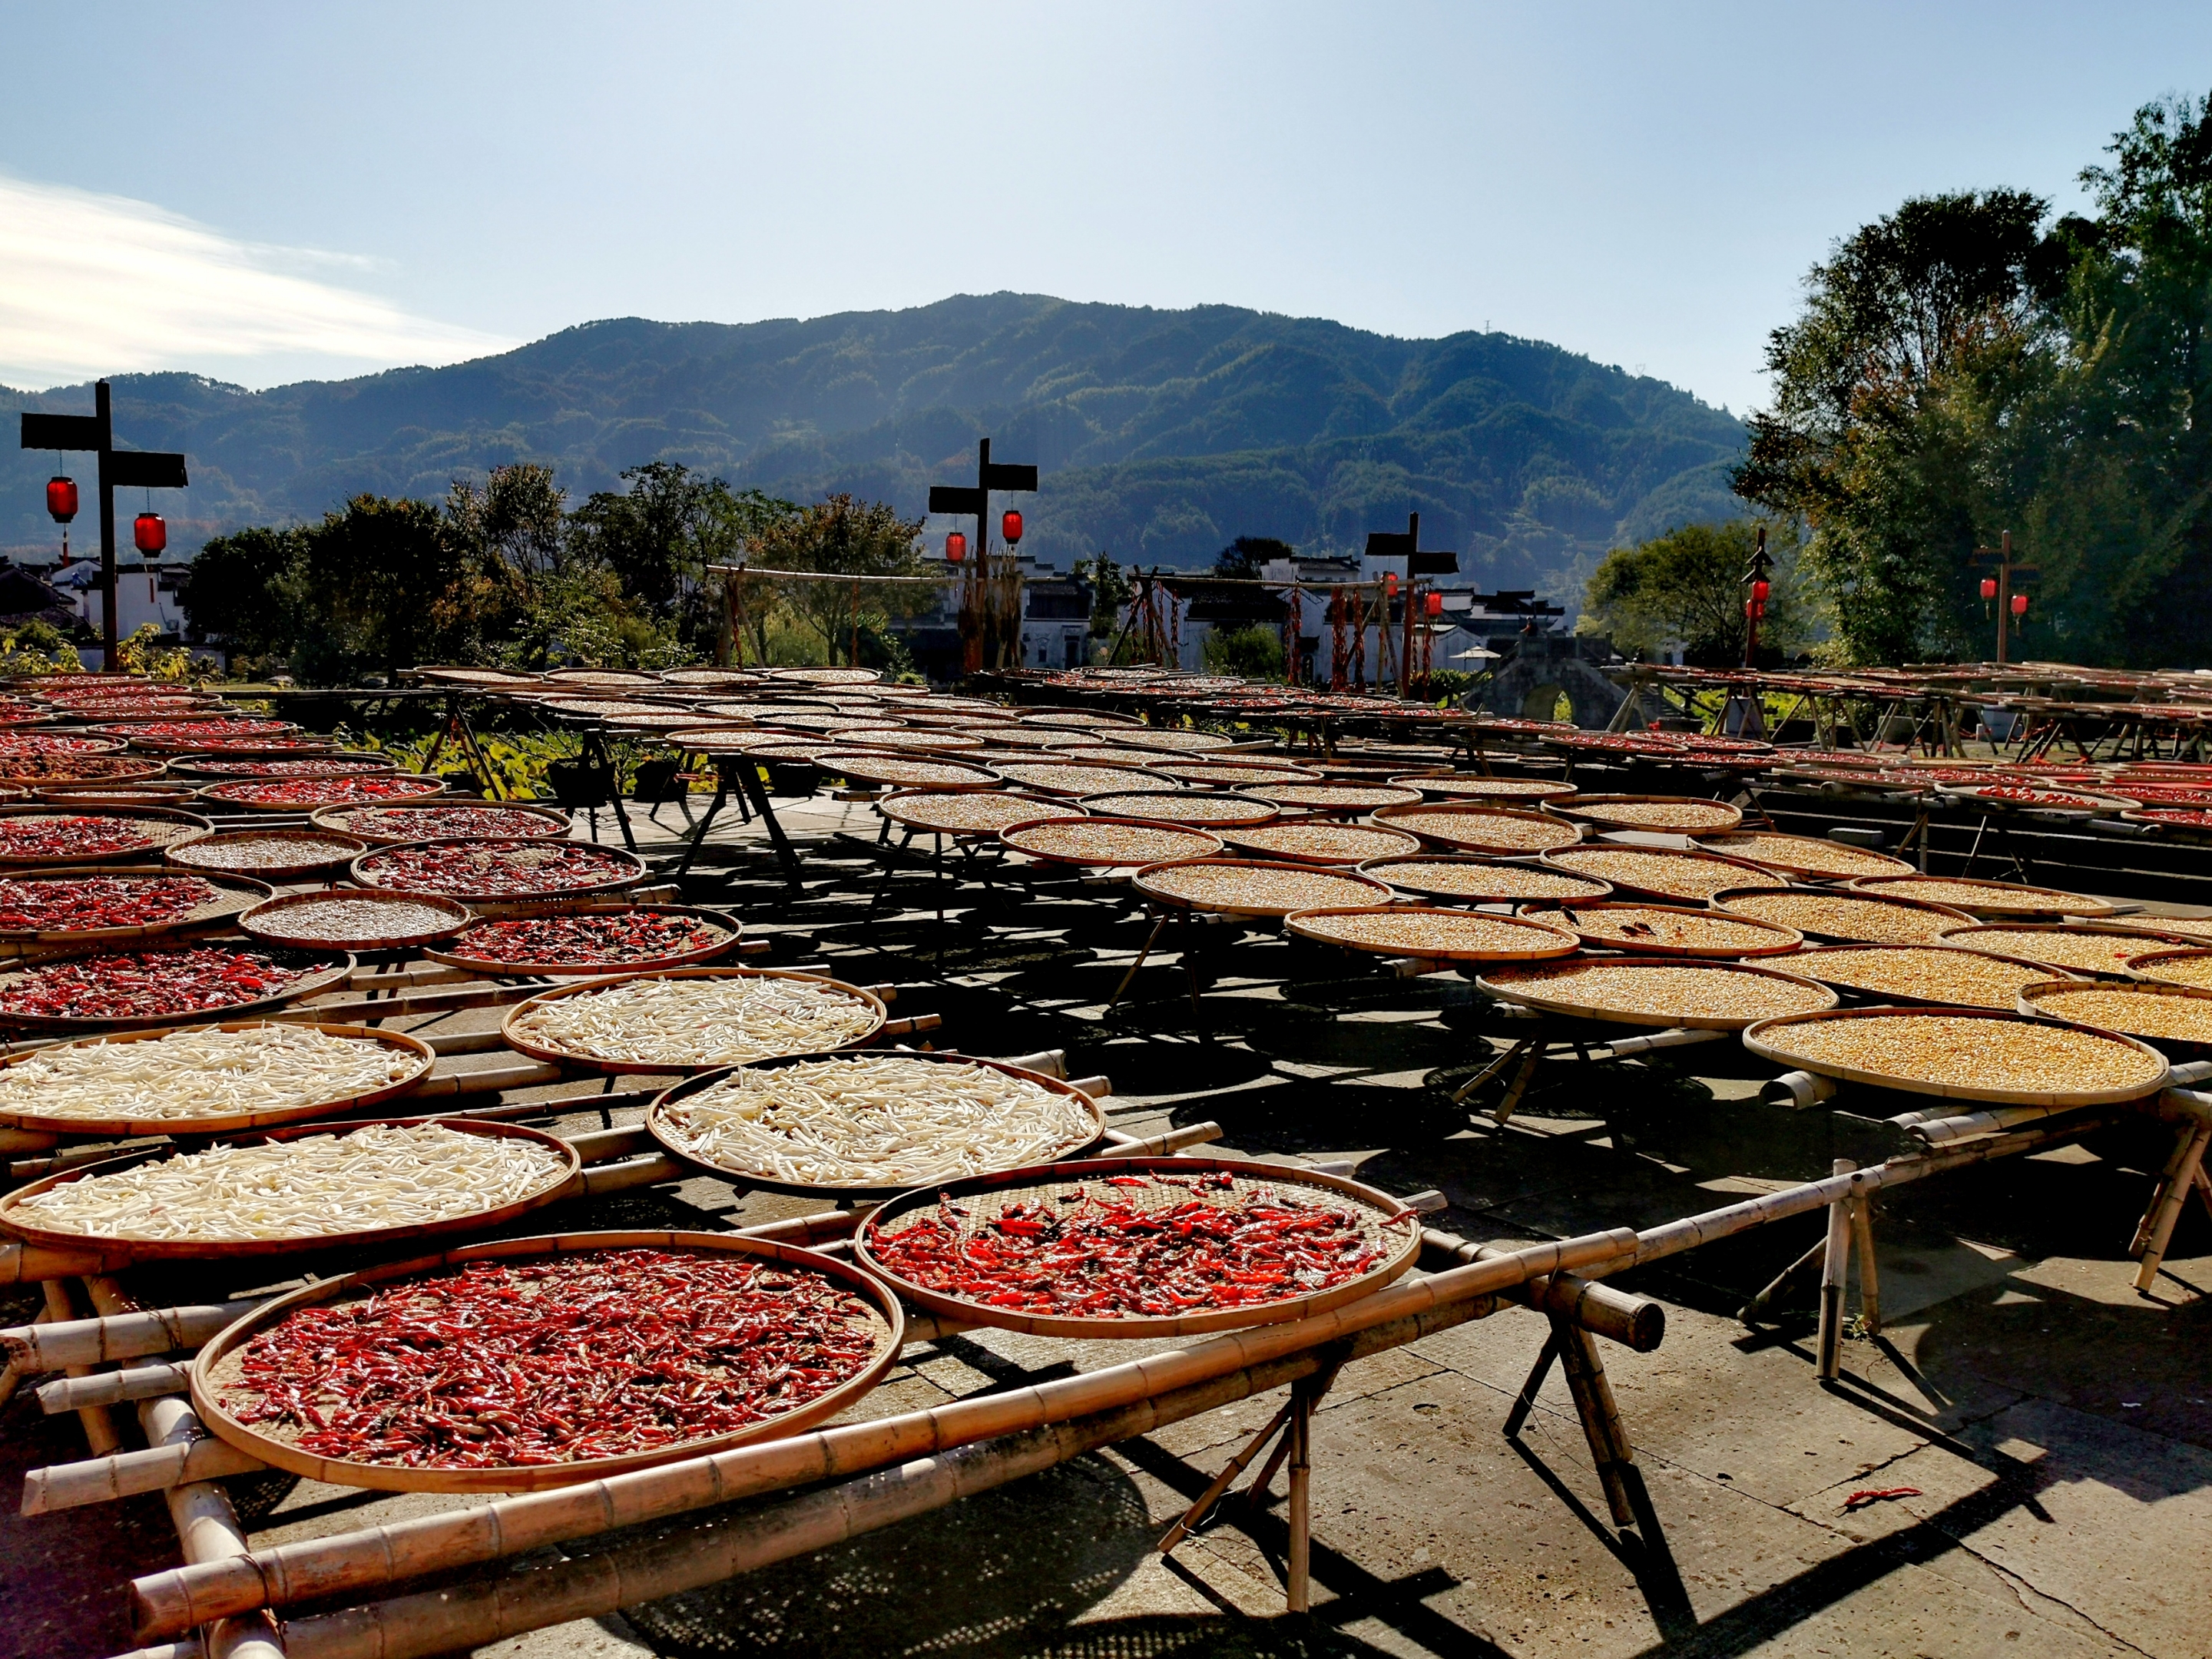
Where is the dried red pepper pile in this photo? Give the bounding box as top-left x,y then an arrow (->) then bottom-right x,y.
0,943 -> 320,1021
0,733 -> 119,756
0,814 -> 158,860
356,839 -> 634,896
1969,785 -> 2109,809
340,805 -> 562,840
219,1249 -> 883,1469
207,774 -> 442,807
189,757 -> 388,778
452,909 -> 726,967
0,757 -> 157,784
99,719 -> 289,743
0,874 -> 219,932
865,1171 -> 1407,1320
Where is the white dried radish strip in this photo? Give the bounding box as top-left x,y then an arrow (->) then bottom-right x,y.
0,1023 -> 422,1123
508,975 -> 880,1067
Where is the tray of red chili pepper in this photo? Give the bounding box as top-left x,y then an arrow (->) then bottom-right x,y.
0,806 -> 210,865
168,755 -> 396,780
310,800 -> 571,843
429,905 -> 740,975
0,731 -> 125,756
856,1157 -> 1425,1339
0,942 -> 352,1028
91,718 -> 299,751
1939,783 -> 2141,815
353,838 -> 647,902
0,755 -> 166,787
190,1231 -> 903,1492
200,773 -> 449,811
0,866 -> 270,942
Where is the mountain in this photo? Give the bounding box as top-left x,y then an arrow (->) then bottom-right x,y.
1,293 -> 1747,602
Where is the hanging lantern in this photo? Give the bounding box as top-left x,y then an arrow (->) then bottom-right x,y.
1979,578 -> 1998,600
1001,510 -> 1024,545
1384,571 -> 1399,595
945,530 -> 967,564
134,512 -> 167,557
46,476 -> 78,524
1750,579 -> 1771,602
1744,598 -> 1757,618
1423,591 -> 1443,618
2011,592 -> 2028,617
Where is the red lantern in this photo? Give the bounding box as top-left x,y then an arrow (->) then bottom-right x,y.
1750,579 -> 1770,602
45,476 -> 78,524
2011,592 -> 2028,617
134,512 -> 166,557
1001,510 -> 1024,546
1423,591 -> 1443,618
1384,571 -> 1399,595
945,530 -> 967,564
1979,578 -> 1998,601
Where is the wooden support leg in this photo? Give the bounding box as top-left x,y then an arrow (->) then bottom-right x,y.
2193,1161 -> 2212,1223
1450,1035 -> 1535,1107
1157,1399 -> 1295,1556
1851,1196 -> 1880,1335
1105,916 -> 1170,1011
1552,1316 -> 1639,1528
46,1280 -> 121,1455
2134,1123 -> 2211,1293
2132,1124 -> 2200,1253
1738,1235 -> 1827,1323
1502,1327 -> 1562,1439
1286,1386 -> 1313,1613
1492,1041 -> 1545,1124
1816,1158 -> 1856,1379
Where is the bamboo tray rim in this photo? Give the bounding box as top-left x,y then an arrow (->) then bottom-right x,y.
1841,873 -> 2118,918
190,1229 -> 905,1493
1474,955 -> 1842,1030
1708,884 -> 1978,939
200,774 -> 449,812
1283,903 -> 1579,962
1131,856 -> 1396,917
350,837 -> 648,902
1519,899 -> 1805,959
1390,773 -> 1578,800
239,889 -> 476,952
854,1155 -> 1423,1339
1934,783 -> 2143,813
811,751 -> 1002,789
426,905 -> 743,977
0,866 -> 272,945
164,829 -> 369,880
1783,942 -> 2086,1006
308,799 -> 571,842
0,944 -> 354,1030
999,814 -> 1225,868
875,790 -> 1088,836
0,1110 -> 571,1258
1545,792 -> 1748,830
502,966 -> 889,1075
1690,831 -> 1919,879
0,803 -> 212,865
2121,947 -> 2212,984
1539,843 -> 1785,899
1740,1005 -> 2172,1104
1074,790 -> 1281,827
647,1051 -> 1107,1197
983,762 -> 1164,796
1369,803 -> 1585,854
1353,853 -> 1614,904
1215,822 -> 1424,866
2016,976 -> 2212,1047
1934,921 -> 2198,975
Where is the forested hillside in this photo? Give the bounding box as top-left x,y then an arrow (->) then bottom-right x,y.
2,294 -> 1745,601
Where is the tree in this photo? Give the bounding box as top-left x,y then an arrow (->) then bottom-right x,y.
745,494 -> 928,664
297,495 -> 485,680
568,462 -> 786,653
1581,521 -> 1804,666
1201,624 -> 1285,678
1213,535 -> 1294,580
178,526 -> 306,661
446,463 -> 568,581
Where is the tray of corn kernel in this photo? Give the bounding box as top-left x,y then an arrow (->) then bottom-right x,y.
1474,957 -> 1837,1030
998,816 -> 1224,869
2123,948 -> 2212,989
1786,944 -> 2078,1008
812,752 -> 1002,790
1390,774 -> 1577,803
1076,791 -> 1280,827
1217,821 -> 1422,866
1358,856 -> 1613,906
1934,923 -> 2197,979
1283,905 -> 1578,963
1527,901 -> 1803,959
1249,781 -> 1425,815
1541,844 -> 1783,902
1692,832 -> 1917,881
877,791 -> 1086,838
2016,979 -> 2212,1048
1843,874 -> 2114,919
1743,1007 -> 2169,1105
1710,886 -> 1976,945
1132,858 -> 1393,918
1368,804 -> 1583,855
1548,794 -> 1744,833
985,760 -> 1163,797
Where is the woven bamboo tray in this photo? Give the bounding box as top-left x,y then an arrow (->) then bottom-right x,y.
1145,760 -> 1319,788
190,1230 -> 903,1494
0,945 -> 356,1031
239,890 -> 475,952
1934,922 -> 2197,979
0,866 -> 270,945
647,1051 -> 1106,1197
1283,905 -> 1578,962
876,790 -> 1084,837
167,755 -> 396,780
1002,816 -> 1224,869
1249,781 -> 1425,815
1742,1006 -> 2170,1106
0,804 -> 210,866
1937,783 -> 2143,816
197,774 -> 447,813
99,721 -> 299,752
986,760 -> 1167,796
2016,978 -> 2212,1050
1783,943 -> 2080,1009
1132,857 -> 1395,918
1217,820 -> 1422,866
1710,886 -> 1975,945
502,968 -> 889,1075
2121,948 -> 2212,989
1548,793 -> 1745,833
351,839 -> 647,905
165,829 -> 369,881
1541,843 -> 1783,902
813,752 -> 1002,790
1356,854 -> 1612,906
1369,803 -> 1583,855
0,1019 -> 431,1141
1690,831 -> 1916,882
1527,900 -> 1803,959
1078,790 -> 1280,828
310,800 -> 571,843
427,906 -> 742,977
1843,873 -> 2115,919
0,1114 -> 575,1260
1392,774 -> 1577,803
1474,956 -> 1839,1031
854,1156 -> 1423,1339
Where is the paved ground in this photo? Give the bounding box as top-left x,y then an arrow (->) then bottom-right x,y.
5,785 -> 2208,1659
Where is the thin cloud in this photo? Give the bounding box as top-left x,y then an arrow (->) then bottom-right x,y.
0,174 -> 512,390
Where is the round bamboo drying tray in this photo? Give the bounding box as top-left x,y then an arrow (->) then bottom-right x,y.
1132,858 -> 1395,918
0,1115 -> 577,1260
1548,793 -> 1745,833
1356,855 -> 1613,906
1842,874 -> 2114,919
190,1230 -> 903,1494
2017,979 -> 2212,1049
200,774 -> 448,813
813,752 -> 1001,790
854,1156 -> 1423,1339
1933,922 -> 2197,979
351,839 -> 647,904
1145,760 -> 1318,788
0,1021 -> 433,1136
0,756 -> 167,788
1785,943 -> 2078,1009
1366,803 -> 1583,856
985,760 -> 1163,796
1937,783 -> 2142,816
647,1051 -> 1106,1197
427,906 -> 742,976
1710,886 -> 1975,945
2121,949 -> 2212,989
1001,816 -> 1224,869
0,804 -> 210,866
101,720 -> 298,753
1540,843 -> 1783,902
167,754 -> 397,780
1217,820 -> 1422,866
1283,905 -> 1578,962
240,890 -> 475,952
502,968 -> 889,1075
310,800 -> 571,843
0,944 -> 354,1031
0,867 -> 270,946
165,829 -> 369,881
1391,774 -> 1577,803
1248,781 -> 1425,815
1692,832 -> 1917,881
1528,900 -> 1803,959
876,790 -> 1084,838
1474,957 -> 1839,1030
1742,1006 -> 2170,1105
1077,790 -> 1280,827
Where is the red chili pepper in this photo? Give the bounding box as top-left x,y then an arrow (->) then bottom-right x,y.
0,873 -> 217,931
0,942 -> 318,1021
209,774 -> 444,807
0,815 -> 157,859
452,909 -> 724,967
357,839 -> 635,898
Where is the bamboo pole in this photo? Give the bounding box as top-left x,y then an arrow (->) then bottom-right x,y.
38,1359 -> 193,1415
1155,1399 -> 1293,1556
3,1300 -> 282,1372
46,1279 -> 122,1456
1850,1198 -> 1880,1334
2134,1121 -> 2210,1293
1816,1157 -> 1856,1379
1286,1384 -> 1313,1613
1550,1316 -> 1637,1527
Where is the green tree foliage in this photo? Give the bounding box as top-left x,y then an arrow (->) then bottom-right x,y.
1213,535 -> 1294,579
1581,521 -> 1803,666
177,526 -> 307,665
297,495 -> 488,680
1200,624 -> 1286,678
744,494 -> 927,664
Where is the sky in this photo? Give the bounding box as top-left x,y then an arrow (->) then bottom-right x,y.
2,2 -> 2208,414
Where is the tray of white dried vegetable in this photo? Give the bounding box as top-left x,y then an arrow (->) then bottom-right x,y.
502,969 -> 889,1073
0,1118 -> 578,1259
0,1022 -> 435,1136
648,1051 -> 1105,1195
